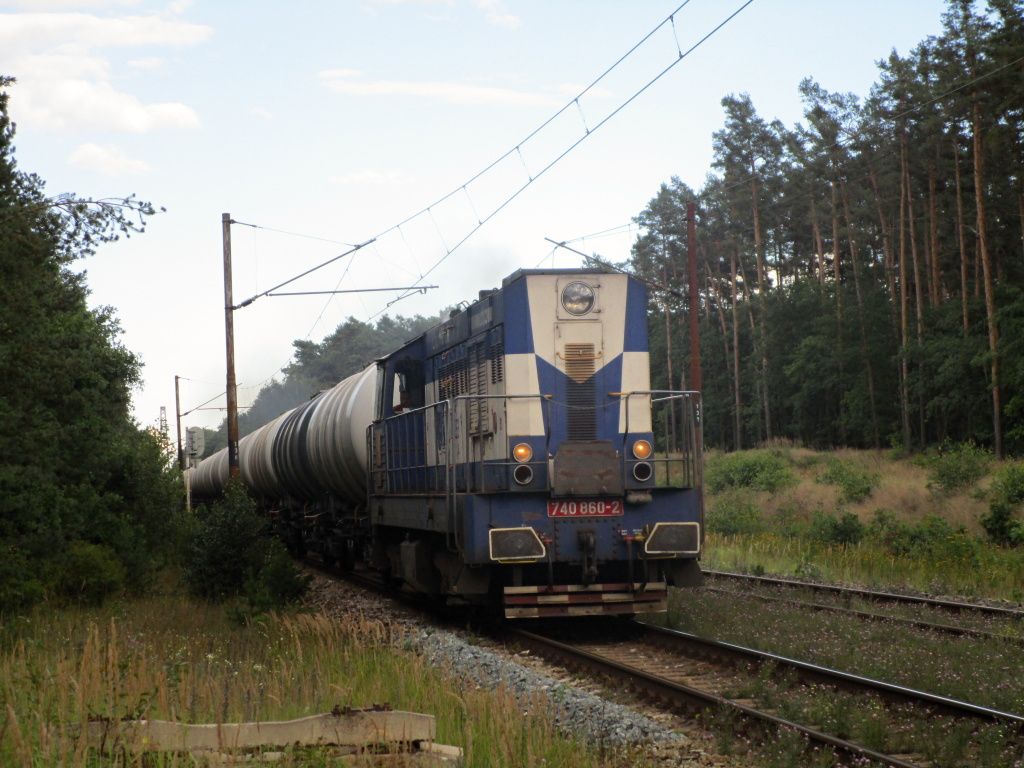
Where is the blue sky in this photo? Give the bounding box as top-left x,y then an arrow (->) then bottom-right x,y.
0,0 -> 949,439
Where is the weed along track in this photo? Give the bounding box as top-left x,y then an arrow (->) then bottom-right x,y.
314,563 -> 1024,765
506,620 -> 1024,767
704,570 -> 1024,621
702,584 -> 1024,645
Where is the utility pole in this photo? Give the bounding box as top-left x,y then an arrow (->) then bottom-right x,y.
174,375 -> 184,471
687,202 -> 702,393
223,212 -> 240,477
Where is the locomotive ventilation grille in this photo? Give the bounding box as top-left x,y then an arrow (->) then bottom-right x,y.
564,343 -> 597,441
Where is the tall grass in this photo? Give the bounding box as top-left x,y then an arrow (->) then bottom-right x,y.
0,597 -> 608,767
703,532 -> 1024,600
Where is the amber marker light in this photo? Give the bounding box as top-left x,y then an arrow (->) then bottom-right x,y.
632,439 -> 653,460
513,443 -> 533,463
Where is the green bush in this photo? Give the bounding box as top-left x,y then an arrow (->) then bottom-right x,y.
184,481 -> 264,599
55,541 -> 126,605
0,547 -> 45,613
705,450 -> 795,494
920,441 -> 992,494
981,463 -> 1024,546
243,540 -> 312,616
809,511 -> 865,545
867,511 -> 980,566
184,481 -> 308,612
707,490 -> 765,535
816,459 -> 878,503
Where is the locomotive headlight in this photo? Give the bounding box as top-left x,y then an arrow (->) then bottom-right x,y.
632,439 -> 653,460
561,281 -> 595,315
513,443 -> 533,463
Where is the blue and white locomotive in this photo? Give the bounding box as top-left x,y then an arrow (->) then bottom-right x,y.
190,268 -> 704,617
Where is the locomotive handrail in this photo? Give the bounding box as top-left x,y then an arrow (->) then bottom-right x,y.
615,389 -> 703,490
370,400 -> 451,497
370,393 -> 556,532
448,393 -> 553,497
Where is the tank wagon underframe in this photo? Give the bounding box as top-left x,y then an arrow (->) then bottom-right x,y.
189,269 -> 705,618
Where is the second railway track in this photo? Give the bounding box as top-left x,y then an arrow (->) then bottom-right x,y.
704,569 -> 1024,621
506,619 -> 1024,768
320,563 -> 1024,766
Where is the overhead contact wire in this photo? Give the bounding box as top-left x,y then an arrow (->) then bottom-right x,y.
375,0 -> 756,315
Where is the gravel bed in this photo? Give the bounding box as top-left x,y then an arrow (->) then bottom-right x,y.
410,624 -> 675,746
302,570 -> 728,762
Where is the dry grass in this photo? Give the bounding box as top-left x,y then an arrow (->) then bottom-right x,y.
720,447 -> 993,533
0,597 -> 615,767
703,447 -> 1024,600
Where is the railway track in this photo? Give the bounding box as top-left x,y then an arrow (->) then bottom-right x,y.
507,620 -> 1024,768
702,585 -> 1024,645
704,569 -> 1024,620
321,564 -> 1024,765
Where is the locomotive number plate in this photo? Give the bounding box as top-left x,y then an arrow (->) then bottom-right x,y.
547,499 -> 624,518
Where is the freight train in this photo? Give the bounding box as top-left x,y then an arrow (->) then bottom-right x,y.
189,268 -> 704,617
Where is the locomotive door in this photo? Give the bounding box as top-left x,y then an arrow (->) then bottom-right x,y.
554,320 -> 603,443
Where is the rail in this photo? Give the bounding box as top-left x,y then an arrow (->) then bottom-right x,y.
507,626 -> 922,768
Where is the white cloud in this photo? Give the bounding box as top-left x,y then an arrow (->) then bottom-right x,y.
474,0 -> 519,30
250,106 -> 273,121
13,69 -> 199,132
0,13 -> 211,55
0,0 -> 139,9
127,56 -> 163,70
0,11 -> 210,133
367,0 -> 454,6
68,142 -> 150,175
318,69 -> 557,107
328,169 -> 412,186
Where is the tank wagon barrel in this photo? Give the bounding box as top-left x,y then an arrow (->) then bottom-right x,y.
189,268 -> 705,618
190,364 -> 377,506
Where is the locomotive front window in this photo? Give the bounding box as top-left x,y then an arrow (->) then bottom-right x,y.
392,373 -> 407,412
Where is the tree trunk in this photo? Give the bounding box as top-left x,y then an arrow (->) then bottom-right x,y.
752,176 -> 766,294
928,160 -> 942,307
730,249 -> 742,451
830,177 -> 846,444
662,270 -> 678,453
905,150 -> 926,446
811,197 -> 826,283
952,136 -> 970,335
751,175 -> 772,442
898,138 -> 912,450
868,165 -> 900,338
736,252 -> 766,444
1019,191 -> 1024,271
841,180 -> 880,449
972,99 -> 1003,457
708,273 -> 736,450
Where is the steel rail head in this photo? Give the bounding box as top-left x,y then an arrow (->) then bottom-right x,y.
506,627 -> 923,768
634,622 -> 1024,727
704,570 -> 1024,619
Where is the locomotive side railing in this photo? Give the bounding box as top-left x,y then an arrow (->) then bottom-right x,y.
369,400 -> 451,495
368,393 -> 553,497
618,390 -> 703,489
369,393 -> 553,555
448,393 -> 552,495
